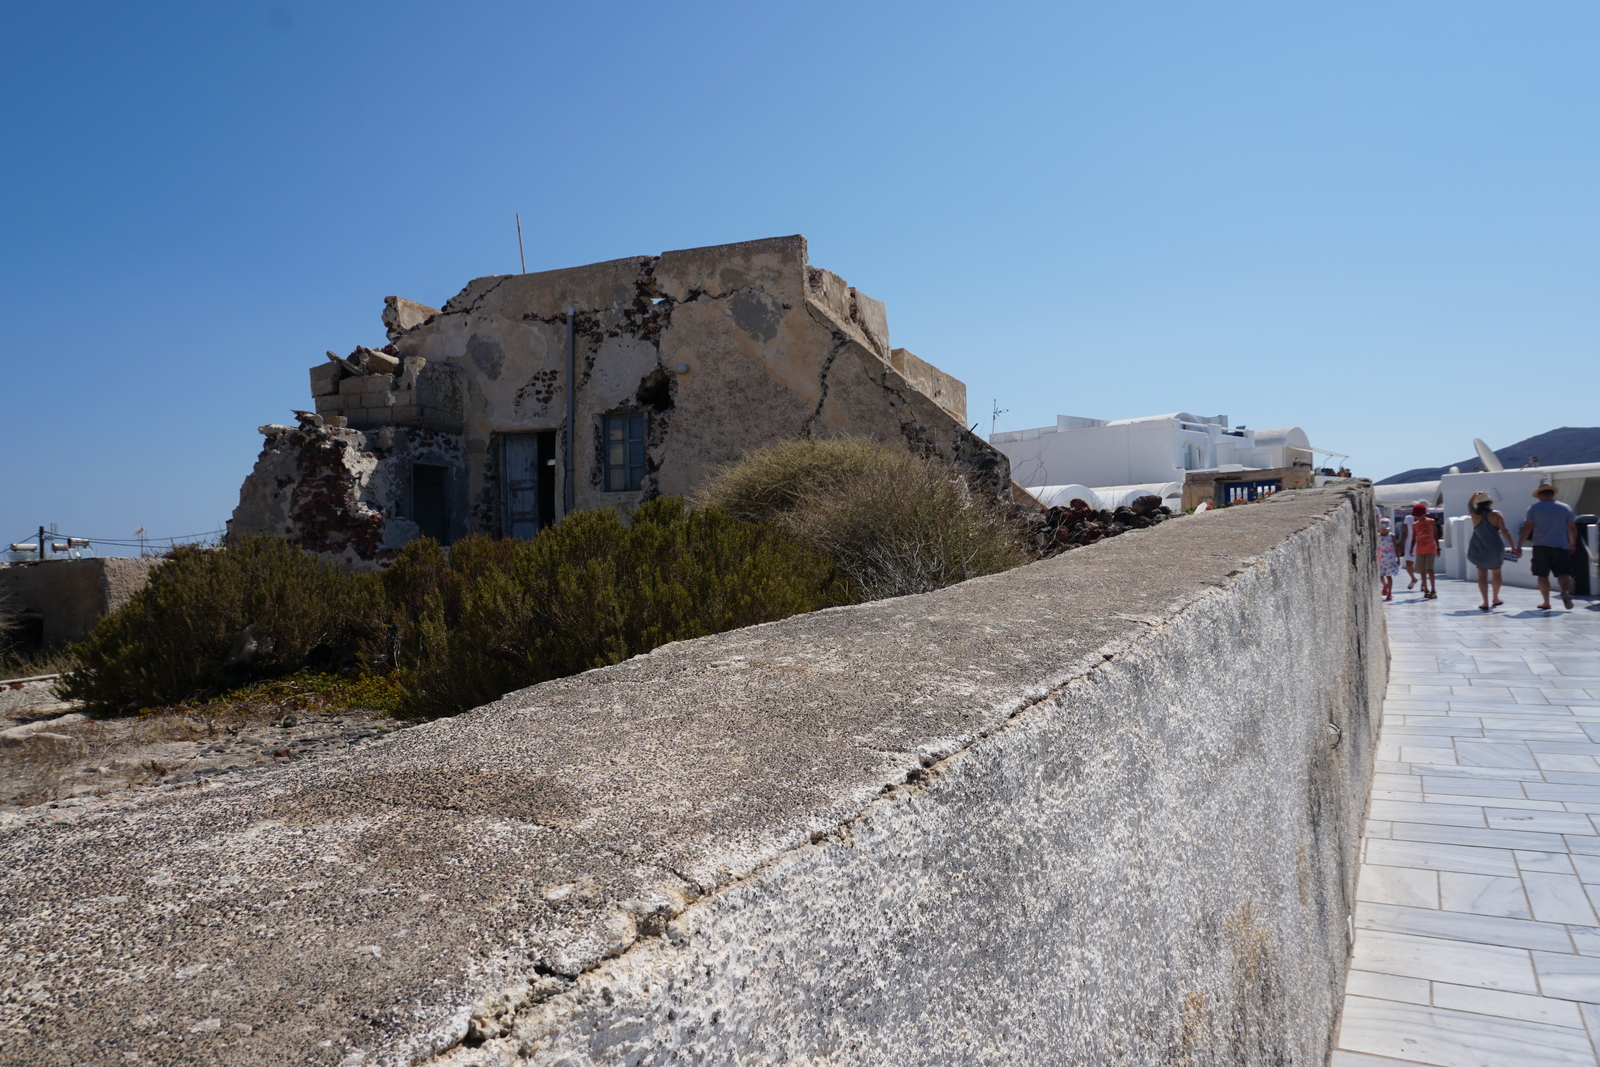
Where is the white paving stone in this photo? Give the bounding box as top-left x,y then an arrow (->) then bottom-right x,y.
1337,577 -> 1600,1066
1338,996 -> 1595,1066
1431,982 -> 1586,1027
1359,864 -> 1440,909
1438,871 -> 1532,919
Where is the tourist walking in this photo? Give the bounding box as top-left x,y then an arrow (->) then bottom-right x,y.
1378,518 -> 1399,601
1399,509 -> 1419,589
1516,480 -> 1579,610
1466,491 -> 1514,610
1406,503 -> 1441,599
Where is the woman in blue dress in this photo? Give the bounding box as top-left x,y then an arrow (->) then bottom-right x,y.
1467,490 -> 1515,610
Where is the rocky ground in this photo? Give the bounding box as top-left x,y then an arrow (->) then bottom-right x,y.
0,676 -> 410,812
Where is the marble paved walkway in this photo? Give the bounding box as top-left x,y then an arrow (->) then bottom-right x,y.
1334,576 -> 1600,1067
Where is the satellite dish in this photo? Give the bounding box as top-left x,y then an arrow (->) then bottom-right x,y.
1448,466 -> 1461,475
1473,438 -> 1504,473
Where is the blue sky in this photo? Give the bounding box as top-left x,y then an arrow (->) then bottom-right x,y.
4,1 -> 1597,551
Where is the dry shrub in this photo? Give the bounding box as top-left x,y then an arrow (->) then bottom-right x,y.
60,536 -> 383,713
696,436 -> 1027,600
392,498 -> 842,718
692,435 -> 889,524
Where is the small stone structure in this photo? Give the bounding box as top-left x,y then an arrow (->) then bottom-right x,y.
0,557 -> 160,651
228,236 -> 1005,568
1183,463 -> 1316,510
0,485 -> 1385,1065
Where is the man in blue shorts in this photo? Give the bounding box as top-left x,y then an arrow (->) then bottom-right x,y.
1515,480 -> 1579,610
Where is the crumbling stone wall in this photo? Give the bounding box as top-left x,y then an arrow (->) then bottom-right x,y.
229,423 -> 465,568
231,236 -> 1010,563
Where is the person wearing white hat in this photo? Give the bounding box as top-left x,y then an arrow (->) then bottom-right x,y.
1466,490 -> 1514,610
1515,480 -> 1579,610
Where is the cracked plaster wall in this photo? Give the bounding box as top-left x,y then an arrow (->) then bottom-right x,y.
232,236 -> 1001,561
0,486 -> 1384,1066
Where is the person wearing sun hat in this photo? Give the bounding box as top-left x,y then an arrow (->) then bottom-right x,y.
1516,479 -> 1579,610
1466,490 -> 1514,610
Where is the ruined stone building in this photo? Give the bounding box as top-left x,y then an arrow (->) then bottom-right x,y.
228,236 -> 1009,567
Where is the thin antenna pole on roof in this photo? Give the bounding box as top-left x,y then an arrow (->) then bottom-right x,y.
990,399 -> 1008,439
515,213 -> 527,274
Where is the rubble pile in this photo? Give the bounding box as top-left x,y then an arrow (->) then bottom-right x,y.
1026,494 -> 1177,557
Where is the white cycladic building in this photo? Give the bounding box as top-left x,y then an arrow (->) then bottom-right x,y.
989,413 -> 1318,506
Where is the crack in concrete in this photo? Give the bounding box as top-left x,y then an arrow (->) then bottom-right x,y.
307,779 -> 578,837
448,276 -> 512,317
798,331 -> 850,438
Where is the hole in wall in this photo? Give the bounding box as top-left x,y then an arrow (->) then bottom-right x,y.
636,369 -> 674,413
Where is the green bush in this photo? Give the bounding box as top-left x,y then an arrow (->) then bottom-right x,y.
68,487 -> 959,719
395,499 -> 841,718
61,537 -> 382,712
696,436 -> 1028,600
60,506 -> 835,719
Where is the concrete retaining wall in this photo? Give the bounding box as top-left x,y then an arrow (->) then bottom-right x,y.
0,485 -> 1384,1066
0,556 -> 161,649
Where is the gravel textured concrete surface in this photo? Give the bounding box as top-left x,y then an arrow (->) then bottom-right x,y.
0,485 -> 1385,1066
0,705 -> 408,810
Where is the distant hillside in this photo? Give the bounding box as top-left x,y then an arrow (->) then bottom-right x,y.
1379,427 -> 1600,485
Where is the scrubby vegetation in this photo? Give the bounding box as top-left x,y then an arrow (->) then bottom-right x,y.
695,436 -> 1028,599
62,503 -> 839,719
58,439 -> 1026,721
60,537 -> 383,713
388,498 -> 841,718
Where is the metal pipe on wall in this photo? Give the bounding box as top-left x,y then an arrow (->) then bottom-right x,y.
564,307 -> 576,516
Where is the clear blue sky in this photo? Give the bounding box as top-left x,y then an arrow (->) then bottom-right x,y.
4,1 -> 1597,551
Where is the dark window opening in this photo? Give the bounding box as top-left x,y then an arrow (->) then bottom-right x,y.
604,412 -> 647,492
503,431 -> 557,538
0,614 -> 44,658
412,463 -> 449,544
635,369 -> 674,412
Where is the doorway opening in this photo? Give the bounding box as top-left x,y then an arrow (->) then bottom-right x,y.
503,431 -> 557,538
412,463 -> 449,544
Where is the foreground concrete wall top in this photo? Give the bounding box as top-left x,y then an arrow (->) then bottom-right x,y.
0,485 -> 1385,1065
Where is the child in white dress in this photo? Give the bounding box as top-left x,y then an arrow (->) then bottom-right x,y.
1378,519 -> 1399,601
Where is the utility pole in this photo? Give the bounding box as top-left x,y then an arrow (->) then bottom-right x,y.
37,526 -> 45,561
